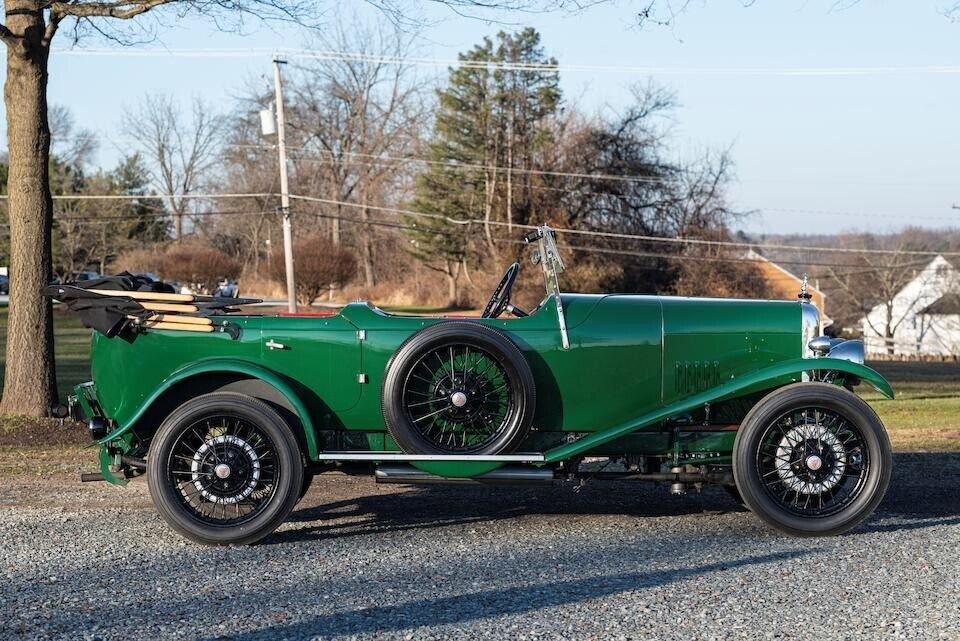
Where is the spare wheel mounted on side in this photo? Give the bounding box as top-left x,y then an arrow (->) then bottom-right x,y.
381,321 -> 536,455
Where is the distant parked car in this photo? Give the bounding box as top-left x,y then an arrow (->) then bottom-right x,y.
71,271 -> 101,282
0,274 -> 8,295
213,278 -> 239,298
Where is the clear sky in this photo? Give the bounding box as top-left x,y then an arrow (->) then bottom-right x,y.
2,0 -> 958,235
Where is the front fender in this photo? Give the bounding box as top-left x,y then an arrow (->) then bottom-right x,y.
544,357 -> 892,463
96,359 -> 319,460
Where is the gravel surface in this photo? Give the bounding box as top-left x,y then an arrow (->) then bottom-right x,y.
0,453 -> 958,641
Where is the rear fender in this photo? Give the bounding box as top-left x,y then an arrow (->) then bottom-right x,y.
97,359 -> 319,460
544,358 -> 892,463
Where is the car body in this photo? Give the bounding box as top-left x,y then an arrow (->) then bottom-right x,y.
63,227 -> 894,545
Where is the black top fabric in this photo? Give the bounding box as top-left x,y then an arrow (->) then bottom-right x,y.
77,272 -> 177,294
40,272 -> 176,337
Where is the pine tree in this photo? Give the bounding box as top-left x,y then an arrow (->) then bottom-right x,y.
407,29 -> 561,305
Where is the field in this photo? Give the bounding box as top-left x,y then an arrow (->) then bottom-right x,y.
0,308 -> 958,474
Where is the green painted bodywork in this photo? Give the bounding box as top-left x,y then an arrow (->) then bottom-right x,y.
77,293 -> 893,480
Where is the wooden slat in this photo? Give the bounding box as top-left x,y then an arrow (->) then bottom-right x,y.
88,289 -> 195,303
128,314 -> 213,326
141,302 -> 199,313
141,321 -> 214,333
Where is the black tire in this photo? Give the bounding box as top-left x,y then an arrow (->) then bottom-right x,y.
381,322 -> 536,455
733,382 -> 892,537
147,392 -> 304,545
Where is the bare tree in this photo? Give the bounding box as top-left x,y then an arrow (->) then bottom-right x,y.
214,110 -> 281,278
289,14 -> 426,286
122,94 -> 226,240
824,233 -> 937,355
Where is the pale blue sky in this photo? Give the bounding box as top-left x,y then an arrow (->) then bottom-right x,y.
3,0 -> 959,235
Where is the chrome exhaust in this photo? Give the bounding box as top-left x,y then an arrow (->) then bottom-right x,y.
375,464 -> 554,486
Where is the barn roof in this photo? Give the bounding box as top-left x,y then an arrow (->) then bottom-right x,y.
919,293 -> 960,315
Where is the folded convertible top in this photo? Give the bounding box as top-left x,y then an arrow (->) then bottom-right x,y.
42,272 -> 261,338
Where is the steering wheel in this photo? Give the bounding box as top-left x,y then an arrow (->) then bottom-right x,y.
481,262 -> 527,319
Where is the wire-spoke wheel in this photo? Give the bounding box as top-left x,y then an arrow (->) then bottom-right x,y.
733,383 -> 891,537
382,322 -> 535,455
757,407 -> 869,517
147,392 -> 303,545
167,416 -> 279,526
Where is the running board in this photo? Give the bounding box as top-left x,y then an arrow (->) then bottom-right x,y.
375,463 -> 554,485
318,451 -> 545,463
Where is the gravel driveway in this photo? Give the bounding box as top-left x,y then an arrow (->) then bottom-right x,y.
1,453 -> 958,640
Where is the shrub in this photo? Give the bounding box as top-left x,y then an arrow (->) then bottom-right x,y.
111,245 -> 167,276
269,234 -> 356,306
159,242 -> 241,293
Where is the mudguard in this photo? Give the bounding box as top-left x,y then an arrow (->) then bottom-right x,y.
544,358 -> 892,463
95,359 -> 320,460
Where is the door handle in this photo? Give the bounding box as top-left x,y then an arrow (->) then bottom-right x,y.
265,339 -> 286,351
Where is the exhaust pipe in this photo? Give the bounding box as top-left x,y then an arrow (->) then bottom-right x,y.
375,464 -> 554,486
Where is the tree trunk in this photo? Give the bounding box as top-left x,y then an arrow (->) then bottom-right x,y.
0,1 -> 58,416
446,262 -> 458,308
332,203 -> 342,247
359,188 -> 375,288
885,306 -> 894,356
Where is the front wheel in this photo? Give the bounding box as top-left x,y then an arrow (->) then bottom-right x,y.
733,383 -> 892,537
147,392 -> 304,545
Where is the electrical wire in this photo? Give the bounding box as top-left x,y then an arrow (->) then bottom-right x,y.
285,194 -> 960,258
53,47 -> 960,77
2,190 -> 954,258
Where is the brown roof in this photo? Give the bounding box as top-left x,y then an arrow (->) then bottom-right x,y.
920,293 -> 960,315
747,251 -> 827,314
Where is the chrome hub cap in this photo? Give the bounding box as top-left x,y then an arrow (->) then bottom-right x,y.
775,422 -> 847,495
191,434 -> 261,504
450,391 -> 468,407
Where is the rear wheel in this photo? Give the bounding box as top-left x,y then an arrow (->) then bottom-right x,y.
381,322 -> 536,455
733,383 -> 891,537
147,392 -> 303,545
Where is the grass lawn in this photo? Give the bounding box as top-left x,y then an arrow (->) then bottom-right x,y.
0,306 -> 92,401
861,362 -> 960,452
0,308 -> 958,467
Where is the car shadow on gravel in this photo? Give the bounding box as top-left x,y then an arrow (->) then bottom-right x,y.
201,549 -> 812,641
861,452 -> 960,532
277,452 -> 960,544
275,479 -> 746,545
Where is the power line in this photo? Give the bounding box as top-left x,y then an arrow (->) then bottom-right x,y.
48,130 -> 960,190
3,189 -> 954,258
24,202 -> 934,274
287,148 -> 681,186
0,192 -> 275,201
53,47 -> 960,77
286,194 -> 960,258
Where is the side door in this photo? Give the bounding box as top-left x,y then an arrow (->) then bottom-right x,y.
260,315 -> 363,413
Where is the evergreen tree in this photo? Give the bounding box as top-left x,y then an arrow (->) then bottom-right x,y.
406,28 -> 561,305
111,153 -> 170,245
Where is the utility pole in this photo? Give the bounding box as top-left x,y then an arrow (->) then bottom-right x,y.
273,56 -> 297,313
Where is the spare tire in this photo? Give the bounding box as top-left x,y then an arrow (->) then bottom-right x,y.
381,322 -> 536,455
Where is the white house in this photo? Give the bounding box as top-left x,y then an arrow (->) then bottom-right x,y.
861,255 -> 960,357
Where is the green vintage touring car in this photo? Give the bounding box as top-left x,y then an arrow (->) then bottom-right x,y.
50,227 -> 893,545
